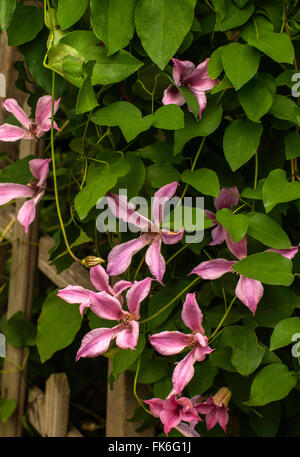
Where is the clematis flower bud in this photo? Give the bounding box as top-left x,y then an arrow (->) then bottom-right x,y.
82,256 -> 105,268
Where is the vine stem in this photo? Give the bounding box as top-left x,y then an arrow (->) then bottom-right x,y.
133,354 -> 151,415
140,276 -> 201,325
179,136 -> 206,203
0,216 -> 16,244
208,295 -> 237,343
133,254 -> 146,281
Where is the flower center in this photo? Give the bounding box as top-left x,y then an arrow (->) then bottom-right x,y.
120,312 -> 136,328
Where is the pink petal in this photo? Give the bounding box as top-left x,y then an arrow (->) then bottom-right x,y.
266,246 -> 299,260
172,58 -> 195,86
175,422 -> 200,437
209,224 -> 225,246
162,85 -> 185,106
112,280 -> 132,297
126,277 -> 153,317
160,407 -> 181,436
17,192 -> 43,233
172,350 -> 196,396
107,193 -> 151,230
216,406 -> 229,432
181,293 -> 204,333
0,124 -> 28,141
161,227 -> 184,245
194,340 -> 214,362
29,158 -> 51,187
190,89 -> 207,118
235,275 -> 264,314
76,326 -> 121,360
214,187 -> 240,210
152,181 -> 179,226
116,320 -> 139,350
205,410 -> 218,431
107,235 -> 149,276
57,285 -> 91,315
190,258 -> 236,279
144,398 -> 164,417
35,95 -> 60,131
0,183 -> 34,205
89,291 -> 124,321
187,58 -> 218,91
224,232 -> 248,260
35,120 -> 60,136
205,209 -> 216,221
3,98 -> 31,129
150,331 -> 191,355
145,236 -> 166,284
90,265 -> 111,294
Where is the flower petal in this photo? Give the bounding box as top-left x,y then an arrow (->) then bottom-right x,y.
76,326 -> 120,360
190,89 -> 207,118
3,98 -> 31,129
0,183 -> 34,205
214,187 -> 240,210
89,291 -> 123,321
0,124 -> 28,141
116,320 -> 139,350
57,285 -> 91,303
224,232 -> 248,260
172,350 -> 196,396
216,406 -> 229,432
90,265 -> 111,294
209,224 -> 225,246
152,181 -> 179,226
150,331 -> 191,355
145,236 -> 166,284
190,258 -> 236,279
162,85 -> 185,106
235,275 -> 264,314
161,227 -> 184,245
187,58 -> 218,91
113,280 -> 132,297
266,246 -> 299,260
35,95 -> 60,131
172,58 -> 195,86
144,398 -> 164,418
107,235 -> 149,276
181,293 -> 204,333
17,192 -> 43,233
126,277 -> 153,317
107,193 -> 151,230
29,158 -> 51,187
175,422 -> 200,437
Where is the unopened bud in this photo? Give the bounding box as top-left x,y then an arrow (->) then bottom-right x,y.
82,256 -> 105,268
213,387 -> 232,408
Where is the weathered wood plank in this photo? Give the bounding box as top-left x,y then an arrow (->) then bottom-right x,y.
43,373 -> 70,437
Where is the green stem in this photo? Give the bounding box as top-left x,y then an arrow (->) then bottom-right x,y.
180,136 -> 206,203
208,295 -> 237,342
133,254 -> 146,281
133,355 -> 151,415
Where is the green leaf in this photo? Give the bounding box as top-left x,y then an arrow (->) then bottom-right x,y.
0,399 -> 17,423
232,252 -> 294,286
223,119 -> 263,171
248,32 -> 295,65
178,86 -> 199,119
247,212 -> 292,249
0,312 -> 36,348
6,4 -> 44,46
0,0 -> 16,30
214,0 -> 254,31
255,286 -> 300,328
270,318 -> 300,351
187,361 -> 219,397
238,73 -> 276,122
262,169 -> 300,213
221,326 -> 265,376
136,143 -> 182,164
147,163 -> 180,188
221,43 -> 260,90
241,14 -> 273,42
269,95 -> 300,126
112,334 -> 145,378
136,355 -> 168,383
216,208 -> 248,242
91,101 -> 153,142
153,105 -> 184,130
74,157 -> 131,220
112,151 -> 145,199
91,0 -> 137,56
207,47 -> 223,79
249,402 -> 281,437
135,0 -> 196,70
182,168 -> 220,197
36,290 -> 82,363
244,364 -> 297,406
76,62 -> 98,114
0,156 -> 34,184
153,377 -> 173,399
174,106 -> 223,155
285,131 -> 300,160
57,0 -> 89,30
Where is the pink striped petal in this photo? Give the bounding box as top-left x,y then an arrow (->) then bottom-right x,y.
209,224 -> 225,246
89,291 -> 123,321
0,183 -> 34,205
107,193 -> 151,230
35,95 -> 60,131
266,246 -> 299,260
205,410 -> 218,431
116,320 -> 139,350
145,236 -> 166,284
144,398 -> 164,417
152,181 -> 179,226
90,265 -> 111,294
126,277 -> 153,317
57,285 -> 91,314
161,407 -> 182,436
162,85 -> 185,106
190,88 -> 207,118
214,187 -> 240,210
17,192 -> 43,233
29,158 -> 51,187
205,209 -> 216,221
161,227 -> 184,245
175,422 -> 200,437
172,350 -> 196,396
187,59 -> 217,91
107,235 -> 149,276
172,58 -> 195,86
216,406 -> 229,432
0,124 -> 28,141
76,326 -> 121,360
3,98 -> 31,129
181,293 -> 204,333
224,231 -> 247,260
150,331 -> 191,355
235,275 -> 264,314
113,280 -> 132,297
194,340 -> 214,362
191,258 -> 236,279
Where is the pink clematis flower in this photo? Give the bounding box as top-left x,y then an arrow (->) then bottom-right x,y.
196,387 -> 231,433
75,277 -> 153,361
144,393 -> 201,436
0,96 -> 60,142
162,58 -> 218,118
0,158 -> 51,233
150,293 -> 213,396
106,182 -> 184,284
190,236 -> 299,314
57,264 -> 132,316
205,187 -> 240,246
